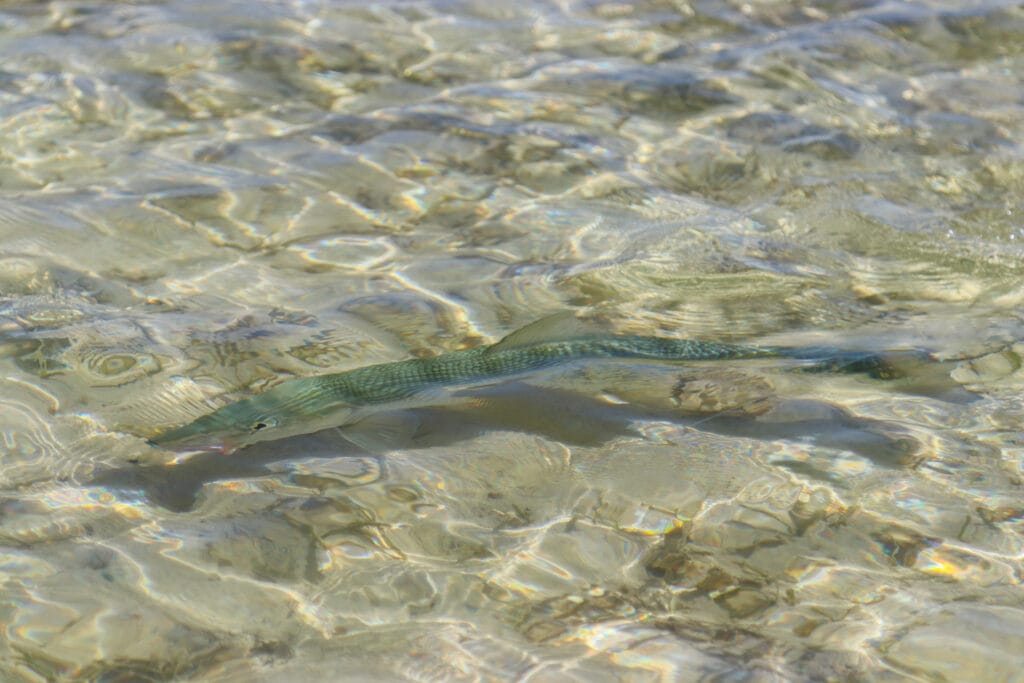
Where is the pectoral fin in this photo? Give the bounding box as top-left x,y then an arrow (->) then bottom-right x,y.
339,411 -> 422,452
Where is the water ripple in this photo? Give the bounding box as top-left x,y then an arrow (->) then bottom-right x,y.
1,0 -> 1023,678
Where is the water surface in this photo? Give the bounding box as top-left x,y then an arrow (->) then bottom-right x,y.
1,0 -> 1023,680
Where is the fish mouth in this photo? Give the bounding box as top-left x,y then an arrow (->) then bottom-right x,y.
147,429 -> 239,455
144,407 -> 249,454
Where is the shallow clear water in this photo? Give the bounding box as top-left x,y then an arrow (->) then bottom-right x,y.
1,0 -> 1023,680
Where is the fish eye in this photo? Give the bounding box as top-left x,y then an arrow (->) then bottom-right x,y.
251,418 -> 278,432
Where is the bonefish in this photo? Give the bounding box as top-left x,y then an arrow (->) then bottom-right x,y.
149,314 -> 925,453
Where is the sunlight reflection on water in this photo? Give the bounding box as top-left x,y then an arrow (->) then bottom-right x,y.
0,0 -> 1023,680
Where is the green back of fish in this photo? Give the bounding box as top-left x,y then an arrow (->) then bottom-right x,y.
310,335 -> 770,407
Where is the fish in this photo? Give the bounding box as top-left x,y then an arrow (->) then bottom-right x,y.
148,313 -> 930,454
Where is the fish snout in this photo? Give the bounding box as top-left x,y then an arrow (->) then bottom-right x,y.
148,430 -> 240,455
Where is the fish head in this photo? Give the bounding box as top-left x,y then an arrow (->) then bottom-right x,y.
149,384 -> 358,454
148,407 -> 261,454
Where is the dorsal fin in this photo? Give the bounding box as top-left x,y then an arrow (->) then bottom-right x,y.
487,312 -> 603,353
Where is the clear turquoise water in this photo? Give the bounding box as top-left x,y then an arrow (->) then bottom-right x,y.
1,0 -> 1023,680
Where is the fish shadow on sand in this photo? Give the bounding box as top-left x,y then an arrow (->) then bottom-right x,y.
89,373 -> 940,512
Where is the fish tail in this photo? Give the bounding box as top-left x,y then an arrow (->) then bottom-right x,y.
768,345 -> 934,379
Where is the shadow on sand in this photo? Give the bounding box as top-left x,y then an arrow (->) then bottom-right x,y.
90,375 -> 936,512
